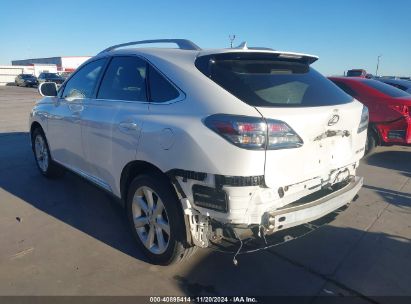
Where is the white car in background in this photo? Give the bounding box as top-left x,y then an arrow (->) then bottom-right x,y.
30,39 -> 368,265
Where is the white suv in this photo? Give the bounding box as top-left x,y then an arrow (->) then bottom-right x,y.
30,39 -> 368,265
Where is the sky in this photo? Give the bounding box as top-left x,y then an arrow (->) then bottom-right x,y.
0,0 -> 410,76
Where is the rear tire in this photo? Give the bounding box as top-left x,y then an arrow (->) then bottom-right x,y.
365,128 -> 377,155
126,173 -> 197,265
32,128 -> 64,178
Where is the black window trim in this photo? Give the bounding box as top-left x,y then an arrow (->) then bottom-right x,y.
92,54 -> 185,104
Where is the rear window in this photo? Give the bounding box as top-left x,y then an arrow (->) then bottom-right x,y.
195,53 -> 353,107
362,79 -> 410,98
330,80 -> 358,97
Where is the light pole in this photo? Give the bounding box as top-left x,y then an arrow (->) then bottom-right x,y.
376,55 -> 382,76
229,35 -> 236,48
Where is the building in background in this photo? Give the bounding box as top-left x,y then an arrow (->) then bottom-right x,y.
12,56 -> 91,73
0,56 -> 91,86
0,64 -> 58,86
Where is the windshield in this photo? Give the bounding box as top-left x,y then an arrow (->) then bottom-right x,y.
21,74 -> 34,79
363,79 -> 410,98
195,53 -> 353,107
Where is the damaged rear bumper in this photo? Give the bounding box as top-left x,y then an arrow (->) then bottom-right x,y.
261,176 -> 363,233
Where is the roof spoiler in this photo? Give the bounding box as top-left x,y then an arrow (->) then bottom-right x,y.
233,41 -> 318,64
98,39 -> 202,54
276,52 -> 318,64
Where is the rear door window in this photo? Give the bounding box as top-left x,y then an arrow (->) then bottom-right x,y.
97,56 -> 148,102
195,53 -> 353,107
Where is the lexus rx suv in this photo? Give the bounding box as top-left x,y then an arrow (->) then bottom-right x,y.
30,39 -> 368,265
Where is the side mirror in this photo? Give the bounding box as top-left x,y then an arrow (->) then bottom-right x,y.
38,82 -> 58,97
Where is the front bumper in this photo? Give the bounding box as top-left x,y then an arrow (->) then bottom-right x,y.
262,176 -> 363,233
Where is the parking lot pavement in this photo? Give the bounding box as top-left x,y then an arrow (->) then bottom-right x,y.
0,86 -> 410,300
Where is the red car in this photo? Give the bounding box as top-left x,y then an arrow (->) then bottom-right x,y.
329,77 -> 411,153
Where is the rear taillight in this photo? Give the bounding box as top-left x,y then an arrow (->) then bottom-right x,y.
357,106 -> 369,133
389,104 -> 409,116
204,114 -> 303,150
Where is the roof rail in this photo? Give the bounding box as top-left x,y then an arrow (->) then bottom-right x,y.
99,39 -> 201,54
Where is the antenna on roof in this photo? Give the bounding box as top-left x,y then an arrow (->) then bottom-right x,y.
229,34 -> 236,48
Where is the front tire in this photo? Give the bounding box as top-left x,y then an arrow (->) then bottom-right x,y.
126,174 -> 197,265
32,128 -> 64,178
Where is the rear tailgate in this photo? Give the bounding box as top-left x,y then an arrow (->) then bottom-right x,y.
258,101 -> 366,189
194,51 -> 367,189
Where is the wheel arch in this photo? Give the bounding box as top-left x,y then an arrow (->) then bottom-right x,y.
30,121 -> 45,150
120,160 -> 175,202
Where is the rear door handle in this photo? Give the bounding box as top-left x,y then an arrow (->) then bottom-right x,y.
119,121 -> 139,131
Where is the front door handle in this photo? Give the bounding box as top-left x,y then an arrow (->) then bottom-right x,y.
119,121 -> 139,132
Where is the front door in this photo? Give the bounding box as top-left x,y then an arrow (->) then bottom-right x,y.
47,58 -> 107,173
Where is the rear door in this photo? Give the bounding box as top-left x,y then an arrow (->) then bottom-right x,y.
81,56 -> 149,195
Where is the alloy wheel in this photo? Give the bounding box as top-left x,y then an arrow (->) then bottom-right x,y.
34,135 -> 49,172
132,186 -> 171,255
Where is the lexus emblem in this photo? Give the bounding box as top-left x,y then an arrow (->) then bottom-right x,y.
328,114 -> 340,126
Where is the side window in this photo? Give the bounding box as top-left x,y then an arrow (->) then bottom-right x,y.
62,59 -> 106,99
97,56 -> 147,102
148,65 -> 180,102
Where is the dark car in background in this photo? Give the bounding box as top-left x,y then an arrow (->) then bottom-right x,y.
14,74 -> 38,87
58,72 -> 72,80
38,72 -> 65,85
378,78 -> 411,94
329,77 -> 411,153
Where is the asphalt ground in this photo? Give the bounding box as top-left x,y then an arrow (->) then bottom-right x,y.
0,86 -> 410,303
